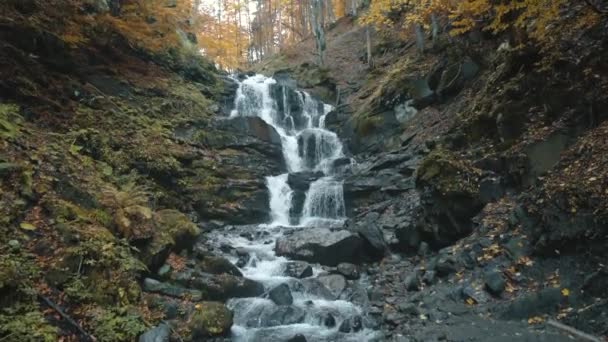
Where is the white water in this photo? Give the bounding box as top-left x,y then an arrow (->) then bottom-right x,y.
218,74 -> 375,341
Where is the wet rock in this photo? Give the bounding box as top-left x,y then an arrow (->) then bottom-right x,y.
174,270 -> 263,300
287,334 -> 307,342
417,241 -> 429,256
336,263 -> 360,280
142,278 -> 202,301
235,249 -> 250,268
268,283 -> 293,306
434,253 -> 458,277
139,323 -> 171,342
188,302 -> 233,338
262,306 -> 306,327
299,278 -> 335,300
479,176 -> 505,203
422,270 -> 437,285
350,212 -> 388,256
405,273 -> 420,291
397,302 -> 419,316
317,274 -> 346,298
275,228 -> 366,266
500,287 -> 563,319
323,313 -> 336,327
484,269 -> 506,296
287,171 -> 324,192
197,256 -> 242,276
284,261 -> 313,279
157,264 -> 172,280
338,315 -> 363,333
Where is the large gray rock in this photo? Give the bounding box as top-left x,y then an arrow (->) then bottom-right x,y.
275,228 -> 366,266
317,274 -> 346,298
268,283 -> 293,306
139,323 -> 171,342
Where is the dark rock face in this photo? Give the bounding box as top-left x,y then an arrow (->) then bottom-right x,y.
287,334 -> 307,342
207,116 -> 284,163
348,212 -> 388,256
275,228 -> 367,266
143,278 -> 202,300
268,283 -> 294,306
287,171 -> 324,221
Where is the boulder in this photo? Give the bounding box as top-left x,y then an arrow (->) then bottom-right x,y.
275,228 -> 366,266
268,283 -> 293,306
484,269 -> 506,296
188,302 -> 233,338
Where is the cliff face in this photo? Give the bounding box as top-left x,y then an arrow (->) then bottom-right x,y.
254,12 -> 608,340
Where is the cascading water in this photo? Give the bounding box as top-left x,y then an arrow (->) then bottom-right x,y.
212,74 -> 375,341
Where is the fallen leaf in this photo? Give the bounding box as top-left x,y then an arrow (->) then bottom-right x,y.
19,222 -> 36,230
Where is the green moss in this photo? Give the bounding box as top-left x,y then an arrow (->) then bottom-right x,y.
187,302 -> 232,338
0,307 -> 57,342
416,148 -> 481,196
354,115 -> 383,138
0,103 -> 21,139
90,308 -> 146,342
143,209 -> 200,266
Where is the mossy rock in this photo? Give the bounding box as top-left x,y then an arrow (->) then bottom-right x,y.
187,302 -> 233,338
142,209 -> 200,270
416,148 -> 481,197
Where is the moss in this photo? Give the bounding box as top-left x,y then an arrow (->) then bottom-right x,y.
90,308 -> 146,342
0,103 -> 21,139
142,209 -> 200,268
416,148 -> 481,196
354,115 -> 383,138
0,308 -> 57,342
187,302 -> 232,338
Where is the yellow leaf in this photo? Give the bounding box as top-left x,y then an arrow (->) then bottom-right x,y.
195,304 -> 202,310
19,222 -> 36,230
527,316 -> 544,325
561,288 -> 570,297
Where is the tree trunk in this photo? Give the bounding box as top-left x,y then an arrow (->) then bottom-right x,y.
414,23 -> 424,53
366,24 -> 372,66
310,0 -> 326,65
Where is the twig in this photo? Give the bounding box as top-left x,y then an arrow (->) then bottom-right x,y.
38,294 -> 95,342
546,319 -> 603,342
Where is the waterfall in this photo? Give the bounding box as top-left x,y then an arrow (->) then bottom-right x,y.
231,74 -> 346,226
266,174 -> 293,227
221,75 -> 377,342
301,177 -> 346,226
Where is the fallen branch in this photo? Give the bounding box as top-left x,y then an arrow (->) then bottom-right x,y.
546,319 -> 603,342
38,294 -> 95,342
